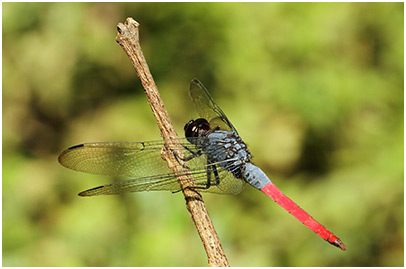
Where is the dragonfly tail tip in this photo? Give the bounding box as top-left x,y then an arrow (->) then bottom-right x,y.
328,236 -> 346,251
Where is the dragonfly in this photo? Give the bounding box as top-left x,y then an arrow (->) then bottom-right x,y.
58,79 -> 346,251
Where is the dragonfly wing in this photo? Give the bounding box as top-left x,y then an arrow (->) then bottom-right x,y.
78,163 -> 244,196
200,169 -> 245,195
186,157 -> 246,195
78,173 -> 184,196
189,79 -> 237,133
58,140 -> 191,177
59,139 -> 245,196
77,160 -> 245,196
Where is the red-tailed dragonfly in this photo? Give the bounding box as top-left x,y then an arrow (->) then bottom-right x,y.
59,79 -> 346,250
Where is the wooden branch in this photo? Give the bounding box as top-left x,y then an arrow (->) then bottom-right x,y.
115,18 -> 229,267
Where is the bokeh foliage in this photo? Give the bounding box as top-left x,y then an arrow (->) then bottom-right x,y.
3,2 -> 403,266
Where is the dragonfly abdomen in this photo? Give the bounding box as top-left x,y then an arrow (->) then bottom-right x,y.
241,163 -> 272,189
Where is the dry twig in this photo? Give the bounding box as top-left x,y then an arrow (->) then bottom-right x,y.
115,17 -> 229,267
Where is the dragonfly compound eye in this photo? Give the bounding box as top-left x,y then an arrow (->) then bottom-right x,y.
184,118 -> 210,139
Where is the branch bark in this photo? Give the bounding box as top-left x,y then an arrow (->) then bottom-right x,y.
115,17 -> 229,267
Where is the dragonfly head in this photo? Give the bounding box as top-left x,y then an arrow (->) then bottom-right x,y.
184,118 -> 211,144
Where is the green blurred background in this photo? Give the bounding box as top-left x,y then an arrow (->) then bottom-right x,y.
3,2 -> 403,266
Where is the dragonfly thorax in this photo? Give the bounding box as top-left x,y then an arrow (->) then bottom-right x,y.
185,118 -> 252,180
203,130 -> 252,179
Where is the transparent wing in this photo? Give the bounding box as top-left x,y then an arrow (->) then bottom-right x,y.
78,164 -> 245,196
58,140 -> 177,178
189,79 -> 237,133
59,140 -> 245,196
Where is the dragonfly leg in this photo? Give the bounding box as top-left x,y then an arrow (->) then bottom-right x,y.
190,162 -> 221,190
171,146 -> 202,162
171,163 -> 222,194
210,164 -> 221,186
203,165 -> 213,189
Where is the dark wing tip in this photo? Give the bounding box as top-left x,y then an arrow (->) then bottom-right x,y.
78,185 -> 105,197
190,78 -> 203,87
68,144 -> 85,150
58,144 -> 85,165
78,190 -> 88,197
